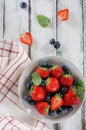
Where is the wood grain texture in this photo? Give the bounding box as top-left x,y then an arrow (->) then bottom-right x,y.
56,0 -> 83,130
3,0 -> 29,52
82,0 -> 86,129
30,0 -> 57,60
0,0 -> 4,37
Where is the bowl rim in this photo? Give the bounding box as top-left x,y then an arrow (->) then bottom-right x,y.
18,55 -> 85,123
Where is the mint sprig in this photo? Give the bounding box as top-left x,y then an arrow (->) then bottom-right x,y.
36,15 -> 50,27
32,72 -> 41,86
73,80 -> 84,99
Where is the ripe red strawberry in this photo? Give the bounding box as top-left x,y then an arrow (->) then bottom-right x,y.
63,89 -> 80,106
57,8 -> 69,21
50,65 -> 63,79
20,32 -> 32,45
36,67 -> 49,78
35,101 -> 49,115
60,74 -> 73,87
50,94 -> 63,110
30,86 -> 46,102
46,77 -> 60,92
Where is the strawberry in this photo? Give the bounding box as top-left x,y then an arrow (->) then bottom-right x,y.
63,89 -> 80,106
50,65 -> 63,79
50,94 -> 63,110
60,74 -> 73,87
30,86 -> 46,102
57,8 -> 69,21
46,77 -> 60,92
20,32 -> 32,45
36,67 -> 49,78
35,101 -> 49,115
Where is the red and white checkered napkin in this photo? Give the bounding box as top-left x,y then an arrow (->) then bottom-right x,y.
0,39 -> 49,130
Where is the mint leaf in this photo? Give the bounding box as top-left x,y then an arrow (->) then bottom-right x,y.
77,80 -> 83,87
32,72 -> 41,86
36,15 -> 50,27
73,80 -> 84,99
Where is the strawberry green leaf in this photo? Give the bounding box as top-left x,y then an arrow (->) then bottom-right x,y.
51,65 -> 58,69
29,86 -> 34,95
45,106 -> 50,114
45,78 -> 50,85
63,74 -> 72,78
55,94 -> 62,98
36,15 -> 50,27
32,72 -> 41,86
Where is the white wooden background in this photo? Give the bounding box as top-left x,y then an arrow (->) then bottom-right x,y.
0,0 -> 86,130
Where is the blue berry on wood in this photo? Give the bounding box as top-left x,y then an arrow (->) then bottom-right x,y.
50,39 -> 55,45
20,2 -> 27,9
54,41 -> 61,49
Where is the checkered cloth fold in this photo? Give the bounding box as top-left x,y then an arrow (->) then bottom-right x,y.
0,39 -> 49,130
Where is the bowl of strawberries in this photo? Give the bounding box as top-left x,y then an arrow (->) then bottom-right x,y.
18,55 -> 85,123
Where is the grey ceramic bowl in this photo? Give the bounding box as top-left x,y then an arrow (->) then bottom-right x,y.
18,55 -> 85,123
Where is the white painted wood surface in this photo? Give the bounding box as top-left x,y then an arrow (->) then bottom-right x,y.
56,1 -> 83,130
0,0 -> 85,130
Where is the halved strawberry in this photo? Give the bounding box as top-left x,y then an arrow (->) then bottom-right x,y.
57,8 -> 69,21
30,86 -> 46,102
60,74 -> 73,87
46,77 -> 60,92
36,67 -> 49,78
50,94 -> 63,110
20,32 -> 32,45
50,65 -> 63,79
35,101 -> 49,115
63,89 -> 80,106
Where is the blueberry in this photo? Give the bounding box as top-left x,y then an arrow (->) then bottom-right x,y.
20,2 -> 27,9
25,80 -> 33,90
54,41 -> 61,49
62,65 -> 69,71
40,80 -> 45,87
56,109 -> 62,115
28,100 -> 36,105
62,65 -> 72,74
58,92 -> 63,97
65,70 -> 72,75
73,79 -> 78,86
45,96 -> 51,103
66,106 -> 73,112
23,95 -> 32,102
48,110 -> 55,116
23,95 -> 29,101
39,60 -> 47,67
61,106 -> 67,111
50,39 -> 55,45
46,62 -> 53,68
60,87 -> 68,94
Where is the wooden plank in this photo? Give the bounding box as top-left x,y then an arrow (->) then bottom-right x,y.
0,0 -> 4,38
3,0 -> 29,52
30,0 -> 59,129
56,0 -> 83,130
82,0 -> 86,130
31,0 -> 57,60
